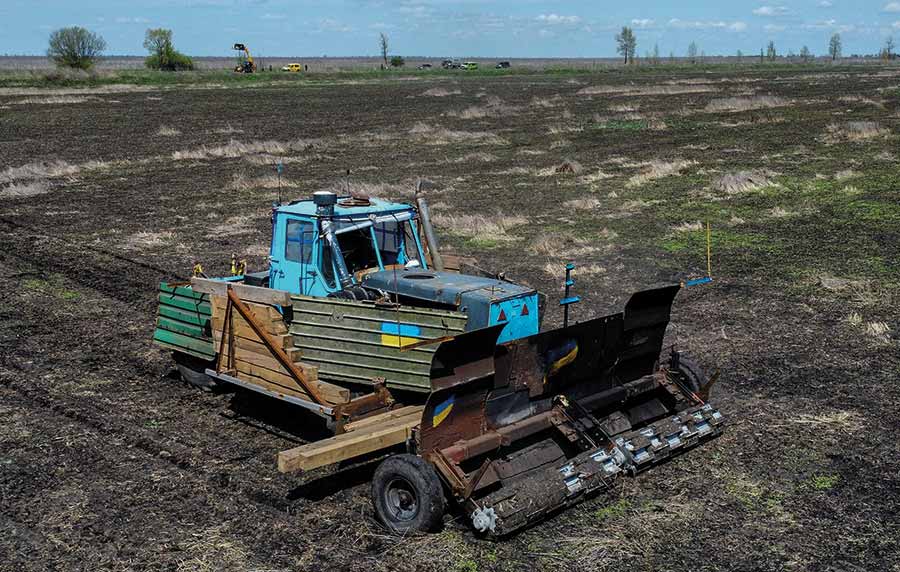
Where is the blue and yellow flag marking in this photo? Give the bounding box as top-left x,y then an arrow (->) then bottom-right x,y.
432,395 -> 455,427
380,322 -> 422,348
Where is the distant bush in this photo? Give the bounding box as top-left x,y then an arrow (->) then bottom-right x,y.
47,27 -> 106,70
390,56 -> 405,68
143,28 -> 194,71
145,50 -> 194,71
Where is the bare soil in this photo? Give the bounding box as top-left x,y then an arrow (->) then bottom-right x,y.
1,65 -> 899,572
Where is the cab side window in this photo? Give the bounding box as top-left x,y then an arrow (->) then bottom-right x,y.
285,219 -> 313,263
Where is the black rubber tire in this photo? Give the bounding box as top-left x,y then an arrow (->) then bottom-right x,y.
671,352 -> 708,394
371,454 -> 445,534
173,352 -> 219,392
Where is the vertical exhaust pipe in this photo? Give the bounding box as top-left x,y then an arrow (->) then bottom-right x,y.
415,180 -> 444,272
314,191 -> 353,289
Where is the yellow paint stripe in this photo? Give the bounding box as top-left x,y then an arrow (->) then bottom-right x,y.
380,334 -> 421,348
432,404 -> 453,427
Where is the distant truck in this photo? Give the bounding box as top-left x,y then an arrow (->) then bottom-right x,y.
281,63 -> 303,73
461,61 -> 479,70
495,61 -> 511,69
441,59 -> 460,69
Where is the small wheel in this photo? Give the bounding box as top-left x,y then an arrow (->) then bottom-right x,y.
670,352 -> 708,394
371,454 -> 445,534
173,352 -> 219,391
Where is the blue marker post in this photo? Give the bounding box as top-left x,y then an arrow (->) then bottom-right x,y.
560,262 -> 581,328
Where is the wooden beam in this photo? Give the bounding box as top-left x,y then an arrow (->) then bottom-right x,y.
212,322 -> 293,349
233,361 -> 348,405
277,416 -> 420,473
191,278 -> 292,306
210,297 -> 284,322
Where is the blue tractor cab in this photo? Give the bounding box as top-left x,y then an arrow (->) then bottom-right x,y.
268,192 -> 539,344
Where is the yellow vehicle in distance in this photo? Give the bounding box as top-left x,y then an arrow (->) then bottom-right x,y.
281,63 -> 303,73
461,61 -> 479,70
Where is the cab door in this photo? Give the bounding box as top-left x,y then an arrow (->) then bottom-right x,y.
270,215 -> 315,295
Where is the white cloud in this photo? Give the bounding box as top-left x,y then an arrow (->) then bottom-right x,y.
260,13 -> 284,20
114,16 -> 149,24
894,20 -> 900,28
316,18 -> 354,33
765,24 -> 787,32
819,0 -> 833,6
885,2 -> 900,12
668,18 -> 747,32
753,6 -> 789,16
536,14 -> 580,25
631,18 -> 655,28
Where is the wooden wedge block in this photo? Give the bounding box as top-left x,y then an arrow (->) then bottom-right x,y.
344,405 -> 425,433
278,416 -> 420,473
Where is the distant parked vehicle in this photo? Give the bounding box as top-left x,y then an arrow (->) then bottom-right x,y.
281,63 -> 303,72
461,61 -> 479,70
417,63 -> 433,70
441,59 -> 455,69
495,61 -> 511,69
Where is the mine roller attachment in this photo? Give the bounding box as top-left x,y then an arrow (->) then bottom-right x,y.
411,285 -> 726,537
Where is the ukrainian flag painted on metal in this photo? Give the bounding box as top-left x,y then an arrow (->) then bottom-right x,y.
432,395 -> 455,427
380,322 -> 422,348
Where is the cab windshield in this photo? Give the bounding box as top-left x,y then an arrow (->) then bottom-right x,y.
327,216 -> 424,279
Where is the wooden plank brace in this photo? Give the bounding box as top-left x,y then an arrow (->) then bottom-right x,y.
224,286 -> 327,406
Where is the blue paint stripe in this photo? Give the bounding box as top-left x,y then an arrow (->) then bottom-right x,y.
380,322 -> 421,337
434,395 -> 454,415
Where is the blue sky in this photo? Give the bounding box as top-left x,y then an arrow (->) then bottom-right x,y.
3,1 -> 900,57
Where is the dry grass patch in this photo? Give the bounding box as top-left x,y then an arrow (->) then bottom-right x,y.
627,159 -> 695,188
0,160 -> 81,184
156,125 -> 181,137
531,95 -> 564,108
825,121 -> 890,143
421,87 -> 461,97
711,171 -> 774,195
530,233 -> 606,257
447,96 -> 518,119
124,231 -> 174,250
227,173 -> 299,192
0,181 -> 51,199
578,84 -> 717,97
214,124 -> 244,135
13,95 -> 102,105
172,139 -> 319,160
834,169 -> 858,181
704,95 -> 790,113
564,197 -> 602,210
452,151 -> 497,163
554,159 -> 583,175
838,95 -> 885,109
673,221 -> 704,232
409,122 -> 506,146
431,212 -> 527,242
175,526 -> 250,572
210,216 -> 256,237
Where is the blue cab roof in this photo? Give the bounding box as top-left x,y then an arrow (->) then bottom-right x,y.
275,196 -> 414,219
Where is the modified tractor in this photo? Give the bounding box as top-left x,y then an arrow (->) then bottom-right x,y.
153,188 -> 723,536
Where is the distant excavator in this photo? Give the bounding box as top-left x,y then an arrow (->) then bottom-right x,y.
233,43 -> 256,73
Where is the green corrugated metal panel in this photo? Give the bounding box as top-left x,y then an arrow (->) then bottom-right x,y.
291,295 -> 467,392
153,282 -> 215,360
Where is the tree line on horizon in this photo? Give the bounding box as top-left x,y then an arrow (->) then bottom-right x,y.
42,25 -> 897,71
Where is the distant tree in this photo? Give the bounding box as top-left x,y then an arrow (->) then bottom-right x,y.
767,41 -> 777,60
390,55 -> 405,67
615,26 -> 637,64
736,49 -> 743,60
884,36 -> 895,60
47,26 -> 105,70
800,45 -> 812,62
143,29 -> 193,71
687,41 -> 699,63
652,43 -> 660,64
669,50 -> 675,63
379,33 -> 389,66
829,33 -> 842,61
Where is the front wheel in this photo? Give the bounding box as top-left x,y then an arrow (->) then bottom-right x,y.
371,454 -> 445,534
669,352 -> 708,394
